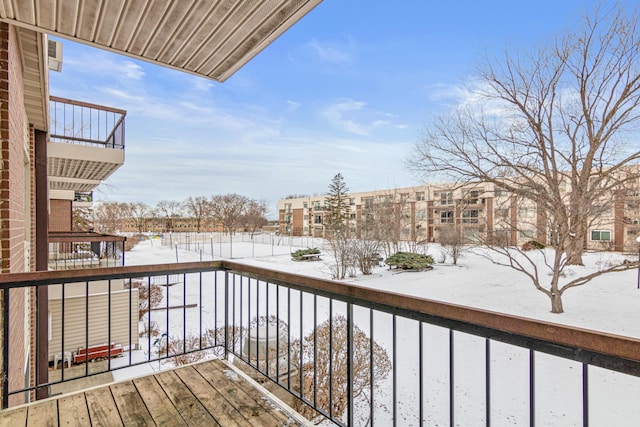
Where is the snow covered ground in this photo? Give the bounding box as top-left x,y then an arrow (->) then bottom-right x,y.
122,235 -> 640,426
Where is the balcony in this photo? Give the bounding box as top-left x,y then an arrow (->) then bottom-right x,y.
1,262 -> 640,425
48,231 -> 126,271
48,96 -> 126,193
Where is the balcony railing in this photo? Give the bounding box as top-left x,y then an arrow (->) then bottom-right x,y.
49,96 -> 126,149
2,262 -> 640,425
48,232 -> 126,271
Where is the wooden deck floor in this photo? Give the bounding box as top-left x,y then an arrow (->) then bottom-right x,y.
0,359 -> 306,426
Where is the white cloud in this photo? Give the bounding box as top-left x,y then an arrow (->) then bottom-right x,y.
102,88 -> 145,102
308,38 -> 353,63
319,99 -> 401,136
286,100 -> 301,112
320,99 -> 369,135
65,53 -> 145,80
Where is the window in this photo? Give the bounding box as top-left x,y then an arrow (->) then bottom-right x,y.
303,215 -> 308,220
284,203 -> 291,212
314,215 -> 322,224
416,209 -> 426,220
590,230 -> 611,241
303,202 -> 308,208
350,213 -> 356,220
440,192 -> 453,205
349,198 -> 356,205
400,193 -> 409,202
284,215 -> 291,223
440,210 -> 454,224
590,205 -> 612,217
465,190 -> 479,204
363,197 -> 374,209
518,208 -> 534,217
494,187 -> 504,197
313,201 -> 321,211
520,229 -> 534,238
462,209 -> 479,223
416,192 -> 425,201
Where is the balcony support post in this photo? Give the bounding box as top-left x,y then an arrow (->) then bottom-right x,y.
35,129 -> 48,400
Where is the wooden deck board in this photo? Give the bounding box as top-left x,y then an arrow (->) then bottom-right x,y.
149,370 -> 215,426
84,386 -> 124,427
194,361 -> 293,426
0,406 -> 26,427
58,393 -> 90,427
26,399 -> 58,427
0,359 -> 306,427
132,375 -> 189,426
173,366 -> 240,426
110,381 -> 155,426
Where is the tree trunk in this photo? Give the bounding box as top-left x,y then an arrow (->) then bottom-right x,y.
550,292 -> 564,313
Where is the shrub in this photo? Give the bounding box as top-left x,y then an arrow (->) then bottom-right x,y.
522,240 -> 545,251
291,247 -> 321,261
385,252 -> 434,270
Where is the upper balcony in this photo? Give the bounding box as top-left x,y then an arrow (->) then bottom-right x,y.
48,96 -> 126,193
1,262 -> 640,425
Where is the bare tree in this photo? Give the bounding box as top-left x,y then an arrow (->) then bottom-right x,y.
242,199 -> 269,237
156,200 -> 182,232
438,226 -> 467,265
93,201 -> 128,234
183,196 -> 210,233
126,202 -> 151,233
72,206 -> 93,231
409,5 -> 640,313
210,193 -> 250,234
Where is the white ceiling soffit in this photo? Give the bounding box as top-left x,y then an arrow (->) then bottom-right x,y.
0,0 -> 322,82
18,27 -> 48,130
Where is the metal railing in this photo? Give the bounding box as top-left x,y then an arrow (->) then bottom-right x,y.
1,262 -> 640,425
49,96 -> 126,149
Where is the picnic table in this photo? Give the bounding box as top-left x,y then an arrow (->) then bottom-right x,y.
299,253 -> 322,261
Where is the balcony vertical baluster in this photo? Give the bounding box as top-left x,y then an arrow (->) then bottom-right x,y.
299,290 -> 303,400
287,287 -> 291,389
583,363 -> 589,427
313,294 -> 318,409
224,271 -> 229,359
2,289 -> 9,408
529,349 -> 535,427
329,299 -> 333,419
449,329 -> 455,427
108,279 -> 112,371
128,278 -> 133,366
370,309 -> 375,426
347,303 -> 354,426
265,281 -> 269,377
486,338 -> 491,427
84,280 -> 89,378
182,273 -> 187,356
393,314 -> 397,427
419,321 -> 424,427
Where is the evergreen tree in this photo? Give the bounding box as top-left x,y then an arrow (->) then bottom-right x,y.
325,173 -> 350,235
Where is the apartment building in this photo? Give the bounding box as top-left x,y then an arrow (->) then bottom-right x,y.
278,176 -> 640,252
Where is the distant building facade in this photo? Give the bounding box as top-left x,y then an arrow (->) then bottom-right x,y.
277,174 -> 640,252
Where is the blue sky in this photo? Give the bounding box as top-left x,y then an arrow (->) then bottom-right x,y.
49,0 -> 606,215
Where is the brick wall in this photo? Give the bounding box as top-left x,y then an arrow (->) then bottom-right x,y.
0,22 -> 31,407
49,199 -> 72,232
